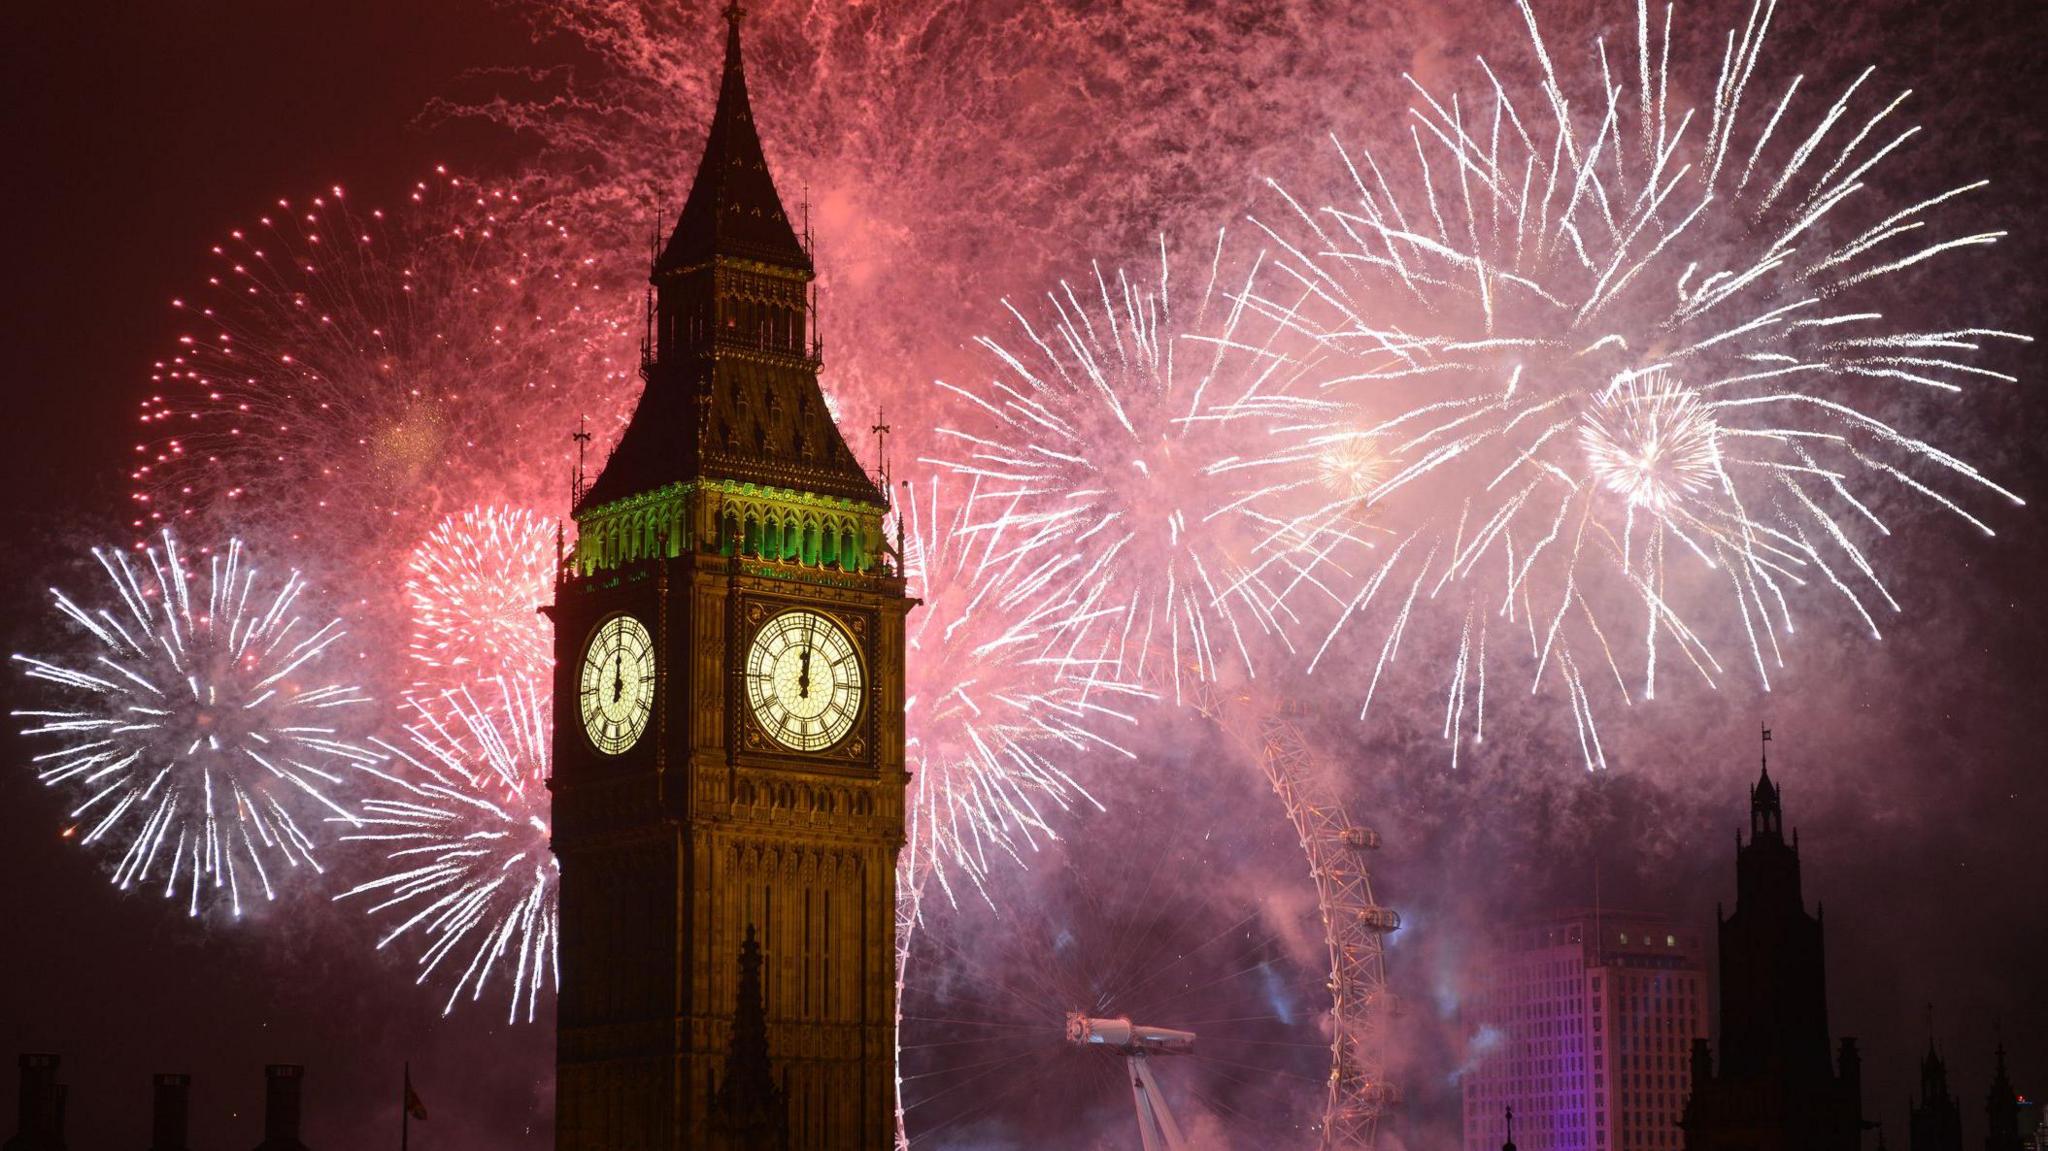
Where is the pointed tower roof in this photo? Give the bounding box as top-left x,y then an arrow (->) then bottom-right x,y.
660,4 -> 810,273
1920,1038 -> 1953,1101
575,3 -> 884,515
708,925 -> 788,1149
1988,1042 -> 2015,1099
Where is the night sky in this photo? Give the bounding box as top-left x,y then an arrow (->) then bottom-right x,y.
4,2 -> 2047,1149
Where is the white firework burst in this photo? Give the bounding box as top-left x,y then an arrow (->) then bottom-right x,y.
10,530 -> 375,917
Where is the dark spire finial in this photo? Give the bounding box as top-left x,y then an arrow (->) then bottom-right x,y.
649,0 -> 809,275
709,923 -> 788,1148
1749,723 -> 1783,838
1502,1104 -> 1518,1151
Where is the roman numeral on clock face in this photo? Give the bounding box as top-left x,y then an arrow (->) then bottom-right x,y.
746,608 -> 863,752
580,614 -> 655,756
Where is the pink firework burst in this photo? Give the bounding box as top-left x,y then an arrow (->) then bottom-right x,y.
928,235 -> 1353,702
340,676 -> 556,1022
131,169 -> 637,572
1249,0 -> 2028,764
897,471 -> 1148,908
405,506 -> 559,700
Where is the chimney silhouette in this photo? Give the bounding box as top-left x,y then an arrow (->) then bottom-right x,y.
148,1074 -> 190,1151
4,1053 -> 66,1151
250,1065 -> 309,1151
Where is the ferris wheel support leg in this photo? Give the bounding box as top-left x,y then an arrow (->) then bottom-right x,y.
1129,1053 -> 1192,1151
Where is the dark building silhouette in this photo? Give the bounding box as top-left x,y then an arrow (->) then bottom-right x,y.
1911,1042 -> 1964,1151
4,1054 -> 65,1151
1681,750 -> 1868,1150
251,1064 -> 308,1151
149,1074 -> 191,1151
1986,1044 -> 2022,1151
547,3 -> 909,1149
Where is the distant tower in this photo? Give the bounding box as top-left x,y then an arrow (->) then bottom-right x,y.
251,1065 -> 309,1151
3,1054 -> 66,1151
1912,1042 -> 1965,1151
1682,733 -> 1868,1151
1986,1044 -> 2022,1151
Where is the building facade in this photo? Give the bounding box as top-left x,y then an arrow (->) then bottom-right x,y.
547,6 -> 910,1150
1463,909 -> 1710,1150
3,1054 -> 65,1151
1680,759 -> 1868,1150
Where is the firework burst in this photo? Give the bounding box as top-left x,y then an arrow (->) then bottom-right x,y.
404,505 -> 558,700
929,234 -> 1352,702
897,472 -> 1150,909
130,169 -> 635,565
458,0 -> 1428,433
1249,0 -> 2027,764
1579,370 -> 1724,514
10,530 -> 377,917
338,676 -> 557,1022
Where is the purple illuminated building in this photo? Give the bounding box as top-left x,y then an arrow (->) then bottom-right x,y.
1463,908 -> 1711,1150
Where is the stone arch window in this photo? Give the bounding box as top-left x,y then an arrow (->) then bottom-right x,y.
743,513 -> 760,557
722,510 -> 742,556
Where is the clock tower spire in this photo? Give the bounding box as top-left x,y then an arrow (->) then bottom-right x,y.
548,9 -> 910,1149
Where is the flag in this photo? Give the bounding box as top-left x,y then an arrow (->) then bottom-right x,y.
404,1069 -> 428,1122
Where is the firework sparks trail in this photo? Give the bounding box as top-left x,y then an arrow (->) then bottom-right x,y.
927,233 -> 1362,704
404,505 -> 559,700
337,675 -> 557,1023
461,1 -> 1469,451
130,170 -> 636,570
1247,0 -> 2027,764
10,529 -> 378,917
897,471 -> 1153,910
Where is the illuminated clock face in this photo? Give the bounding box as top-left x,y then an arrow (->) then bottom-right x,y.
746,609 -> 862,752
579,614 -> 655,755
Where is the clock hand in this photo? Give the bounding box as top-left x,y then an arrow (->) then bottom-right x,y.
611,651 -> 623,704
799,646 -> 812,699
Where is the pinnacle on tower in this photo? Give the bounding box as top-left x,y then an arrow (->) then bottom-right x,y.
1987,1042 -> 2023,1151
1751,726 -> 1783,839
658,2 -> 809,273
576,0 -> 882,514
708,925 -> 788,1150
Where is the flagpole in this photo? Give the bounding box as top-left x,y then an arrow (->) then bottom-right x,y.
402,1062 -> 410,1151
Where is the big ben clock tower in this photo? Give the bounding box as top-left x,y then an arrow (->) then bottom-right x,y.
548,7 -> 909,1149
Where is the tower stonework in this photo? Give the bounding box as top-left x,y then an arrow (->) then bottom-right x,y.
548,8 -> 910,1150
